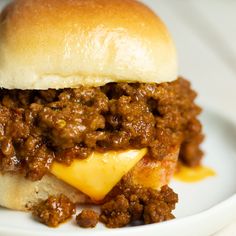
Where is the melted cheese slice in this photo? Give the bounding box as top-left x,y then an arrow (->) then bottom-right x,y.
51,148 -> 147,201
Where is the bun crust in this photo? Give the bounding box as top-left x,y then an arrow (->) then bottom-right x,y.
0,0 -> 177,89
0,147 -> 178,211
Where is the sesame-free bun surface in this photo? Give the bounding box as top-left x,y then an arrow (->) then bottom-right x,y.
0,0 -> 177,89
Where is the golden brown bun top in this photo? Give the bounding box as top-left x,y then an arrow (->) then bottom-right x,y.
0,0 -> 177,89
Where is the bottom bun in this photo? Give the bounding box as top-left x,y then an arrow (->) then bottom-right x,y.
0,173 -> 91,211
130,146 -> 179,189
0,147 -> 179,211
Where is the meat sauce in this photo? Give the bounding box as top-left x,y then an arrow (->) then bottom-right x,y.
0,78 -> 203,180
100,181 -> 178,228
27,77 -> 202,228
33,183 -> 177,228
32,194 -> 76,227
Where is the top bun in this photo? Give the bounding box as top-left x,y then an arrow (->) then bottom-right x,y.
0,0 -> 177,89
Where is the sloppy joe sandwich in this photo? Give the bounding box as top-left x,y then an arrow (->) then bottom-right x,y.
0,0 -> 203,228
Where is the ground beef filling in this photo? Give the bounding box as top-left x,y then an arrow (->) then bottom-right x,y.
100,183 -> 177,228
32,194 -> 76,227
76,209 -> 99,228
0,78 -> 203,180
33,184 -> 177,228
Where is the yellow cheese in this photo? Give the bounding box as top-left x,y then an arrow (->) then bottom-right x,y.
174,164 -> 216,183
51,148 -> 147,201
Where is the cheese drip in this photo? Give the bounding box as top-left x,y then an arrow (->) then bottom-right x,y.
174,164 -> 216,183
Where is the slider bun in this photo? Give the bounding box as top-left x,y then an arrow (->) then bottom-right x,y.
0,147 -> 178,211
0,173 -> 91,211
0,0 -> 177,89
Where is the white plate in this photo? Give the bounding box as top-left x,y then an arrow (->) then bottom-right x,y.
1,0 -> 236,235
1,110 -> 236,236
